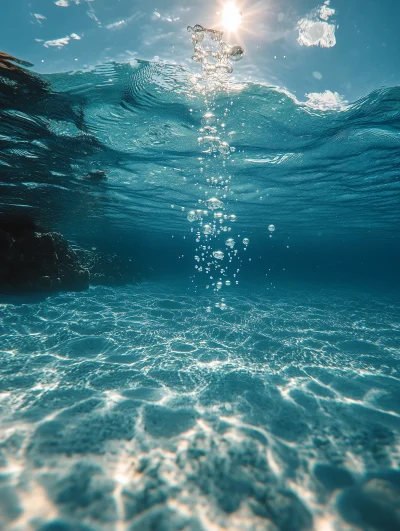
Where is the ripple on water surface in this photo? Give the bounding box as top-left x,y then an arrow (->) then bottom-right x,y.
0,282 -> 399,530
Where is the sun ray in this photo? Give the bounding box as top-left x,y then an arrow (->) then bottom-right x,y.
222,2 -> 242,32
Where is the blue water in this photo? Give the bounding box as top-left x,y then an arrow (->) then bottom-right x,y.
1,59 -> 400,530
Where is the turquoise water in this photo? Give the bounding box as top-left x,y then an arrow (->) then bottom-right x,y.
1,282 -> 400,530
1,56 -> 400,530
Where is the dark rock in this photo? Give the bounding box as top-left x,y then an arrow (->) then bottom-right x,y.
0,215 -> 141,293
0,221 -> 89,293
0,213 -> 39,235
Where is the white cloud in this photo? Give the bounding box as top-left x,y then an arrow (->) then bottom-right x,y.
297,2 -> 336,48
305,90 -> 347,111
44,36 -> 71,48
151,10 -> 180,22
43,33 -> 81,48
33,13 -> 47,24
298,20 -> 336,48
106,20 -> 127,30
55,0 -> 80,6
319,1 -> 335,21
106,12 -> 146,31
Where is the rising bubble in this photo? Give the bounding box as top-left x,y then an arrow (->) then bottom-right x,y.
206,197 -> 223,210
228,45 -> 245,61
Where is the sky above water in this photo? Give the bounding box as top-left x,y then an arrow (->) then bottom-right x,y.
1,0 -> 399,103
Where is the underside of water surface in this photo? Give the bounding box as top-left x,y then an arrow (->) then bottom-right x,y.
0,53 -> 400,531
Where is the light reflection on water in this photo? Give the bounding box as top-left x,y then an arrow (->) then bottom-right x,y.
1,282 -> 399,530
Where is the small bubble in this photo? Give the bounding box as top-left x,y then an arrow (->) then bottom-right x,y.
243,238 -> 249,245
225,238 -> 235,248
228,45 -> 244,61
206,197 -> 223,210
225,280 -> 231,286
187,210 -> 199,222
268,224 -> 275,232
203,112 -> 215,122
213,251 -> 224,260
218,142 -> 231,155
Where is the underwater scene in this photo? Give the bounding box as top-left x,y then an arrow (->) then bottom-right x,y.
0,1 -> 400,530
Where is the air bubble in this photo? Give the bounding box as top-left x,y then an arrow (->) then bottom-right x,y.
218,142 -> 231,155
228,45 -> 244,61
188,23 -> 246,295
203,112 -> 215,124
268,224 -> 275,232
187,210 -> 198,222
206,197 -> 223,210
243,238 -> 249,246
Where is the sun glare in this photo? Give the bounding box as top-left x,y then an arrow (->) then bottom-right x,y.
222,2 -> 242,32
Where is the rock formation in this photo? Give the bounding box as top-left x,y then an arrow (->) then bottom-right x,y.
0,216 -> 89,293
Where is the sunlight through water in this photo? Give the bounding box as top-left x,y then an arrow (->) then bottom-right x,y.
222,2 -> 243,32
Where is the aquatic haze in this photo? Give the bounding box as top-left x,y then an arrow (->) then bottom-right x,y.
1,6 -> 400,531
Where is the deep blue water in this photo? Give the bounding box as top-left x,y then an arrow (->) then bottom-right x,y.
1,59 -> 400,530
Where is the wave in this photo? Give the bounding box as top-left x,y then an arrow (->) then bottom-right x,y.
1,57 -> 400,243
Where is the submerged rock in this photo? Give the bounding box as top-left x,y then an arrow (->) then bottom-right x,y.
0,217 -> 89,293
0,215 -> 142,293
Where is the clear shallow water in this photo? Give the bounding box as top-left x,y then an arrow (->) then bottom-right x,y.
1,282 -> 400,530
1,56 -> 400,530
1,60 -> 400,243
